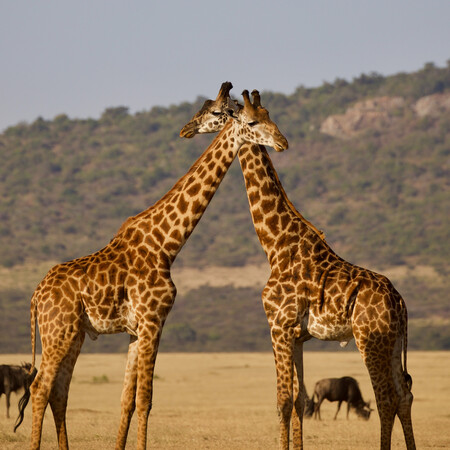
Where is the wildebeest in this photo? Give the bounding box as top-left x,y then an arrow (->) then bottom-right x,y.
0,363 -> 36,419
312,376 -> 373,420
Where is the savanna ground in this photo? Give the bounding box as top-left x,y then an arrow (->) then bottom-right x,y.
0,351 -> 448,449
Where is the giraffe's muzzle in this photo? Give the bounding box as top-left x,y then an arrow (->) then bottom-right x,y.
274,135 -> 289,152
179,123 -> 197,138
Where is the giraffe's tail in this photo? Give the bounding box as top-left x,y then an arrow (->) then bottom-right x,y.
14,294 -> 38,432
402,307 -> 412,392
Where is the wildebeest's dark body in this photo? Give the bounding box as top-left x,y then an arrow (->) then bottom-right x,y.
312,376 -> 373,420
0,363 -> 36,419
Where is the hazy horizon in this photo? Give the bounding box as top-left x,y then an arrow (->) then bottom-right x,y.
1,1 -> 449,131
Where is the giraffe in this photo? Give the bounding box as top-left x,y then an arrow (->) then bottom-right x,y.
15,82 -> 288,450
180,90 -> 415,449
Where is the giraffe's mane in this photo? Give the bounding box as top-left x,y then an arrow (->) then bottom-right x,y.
257,144 -> 326,242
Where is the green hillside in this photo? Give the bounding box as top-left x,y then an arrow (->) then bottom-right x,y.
0,62 -> 449,352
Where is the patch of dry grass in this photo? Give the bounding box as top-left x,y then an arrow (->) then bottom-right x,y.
0,351 -> 448,449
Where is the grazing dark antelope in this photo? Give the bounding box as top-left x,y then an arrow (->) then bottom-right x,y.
0,363 -> 36,419
312,376 -> 373,420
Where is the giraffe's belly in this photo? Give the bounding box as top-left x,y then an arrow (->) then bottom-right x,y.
82,305 -> 137,339
303,310 -> 354,343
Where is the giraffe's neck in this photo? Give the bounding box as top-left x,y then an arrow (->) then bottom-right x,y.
115,121 -> 243,266
238,144 -> 327,266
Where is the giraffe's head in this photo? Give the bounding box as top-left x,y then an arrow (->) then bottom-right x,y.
179,81 -> 233,138
180,83 -> 288,152
233,89 -> 288,152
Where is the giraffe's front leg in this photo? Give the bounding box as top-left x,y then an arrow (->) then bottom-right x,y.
271,327 -> 295,450
115,335 -> 139,450
135,324 -> 165,450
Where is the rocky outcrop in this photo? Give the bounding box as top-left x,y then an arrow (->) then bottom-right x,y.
320,96 -> 406,139
321,92 -> 450,139
413,92 -> 450,117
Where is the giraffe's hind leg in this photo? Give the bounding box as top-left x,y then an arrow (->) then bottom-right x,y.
358,344 -> 396,448
49,331 -> 85,449
30,367 -> 50,450
291,341 -> 305,449
356,334 -> 413,450
397,391 -> 415,449
30,326 -> 84,450
391,337 -> 416,449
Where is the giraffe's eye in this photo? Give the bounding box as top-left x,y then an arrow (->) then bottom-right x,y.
248,121 -> 258,127
211,111 -> 222,116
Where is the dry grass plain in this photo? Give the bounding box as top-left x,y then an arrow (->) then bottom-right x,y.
0,351 -> 448,449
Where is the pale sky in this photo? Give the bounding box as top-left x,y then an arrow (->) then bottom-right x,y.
1,0 -> 449,132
